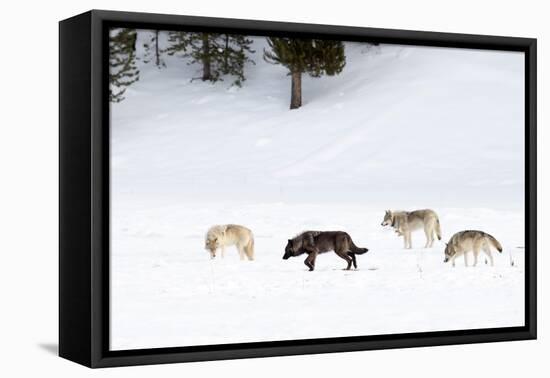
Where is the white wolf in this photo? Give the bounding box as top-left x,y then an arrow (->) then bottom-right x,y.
204,224 -> 255,260
381,209 -> 441,249
444,230 -> 503,267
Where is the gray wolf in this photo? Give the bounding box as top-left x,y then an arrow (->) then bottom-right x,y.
381,209 -> 441,248
204,224 -> 254,260
444,230 -> 503,267
283,231 -> 368,271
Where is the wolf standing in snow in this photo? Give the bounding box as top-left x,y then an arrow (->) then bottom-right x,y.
381,209 -> 442,249
283,231 -> 368,271
204,224 -> 255,260
444,230 -> 503,267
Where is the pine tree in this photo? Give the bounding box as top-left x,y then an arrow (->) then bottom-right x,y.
221,34 -> 255,87
264,38 -> 346,109
164,30 -> 189,56
109,28 -> 140,103
196,33 -> 220,82
165,31 -> 218,81
143,30 -> 166,68
165,32 -> 254,86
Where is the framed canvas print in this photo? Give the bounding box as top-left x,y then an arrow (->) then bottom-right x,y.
59,10 -> 537,368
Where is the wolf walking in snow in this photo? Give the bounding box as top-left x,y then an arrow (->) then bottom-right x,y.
204,224 -> 255,260
443,230 -> 503,267
381,209 -> 441,249
283,231 -> 368,271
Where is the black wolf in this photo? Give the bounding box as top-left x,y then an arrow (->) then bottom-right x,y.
283,231 -> 369,271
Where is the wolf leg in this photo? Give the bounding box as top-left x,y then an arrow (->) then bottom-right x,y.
429,223 -> 436,247
463,252 -> 469,267
244,238 -> 254,261
473,249 -> 479,266
424,227 -> 431,248
221,245 -> 225,259
470,242 -> 479,266
304,251 -> 318,271
483,244 -> 494,266
347,252 -> 357,269
237,245 -> 245,260
406,232 -> 412,249
336,250 -> 353,270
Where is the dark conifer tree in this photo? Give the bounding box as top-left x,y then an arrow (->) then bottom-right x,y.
264,38 -> 346,109
221,34 -> 255,87
165,32 -> 219,81
165,32 -> 254,86
165,30 -> 190,56
143,30 -> 166,68
109,28 -> 140,103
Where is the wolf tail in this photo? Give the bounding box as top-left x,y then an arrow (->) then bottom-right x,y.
435,218 -> 442,240
245,237 -> 255,260
486,233 -> 503,253
349,238 -> 369,254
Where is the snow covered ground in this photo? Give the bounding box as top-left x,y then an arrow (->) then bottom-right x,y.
110,32 -> 525,350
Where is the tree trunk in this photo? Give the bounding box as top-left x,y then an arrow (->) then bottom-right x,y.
130,30 -> 137,52
290,70 -> 302,109
155,30 -> 160,67
202,34 -> 212,81
224,34 -> 229,72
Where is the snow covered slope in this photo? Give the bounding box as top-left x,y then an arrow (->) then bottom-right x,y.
110,33 -> 525,350
112,37 -> 524,207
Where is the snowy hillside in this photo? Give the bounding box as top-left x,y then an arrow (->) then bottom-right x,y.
110,32 -> 525,350
112,36 -> 524,207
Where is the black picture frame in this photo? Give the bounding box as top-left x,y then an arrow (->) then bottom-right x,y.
59,9 -> 537,368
